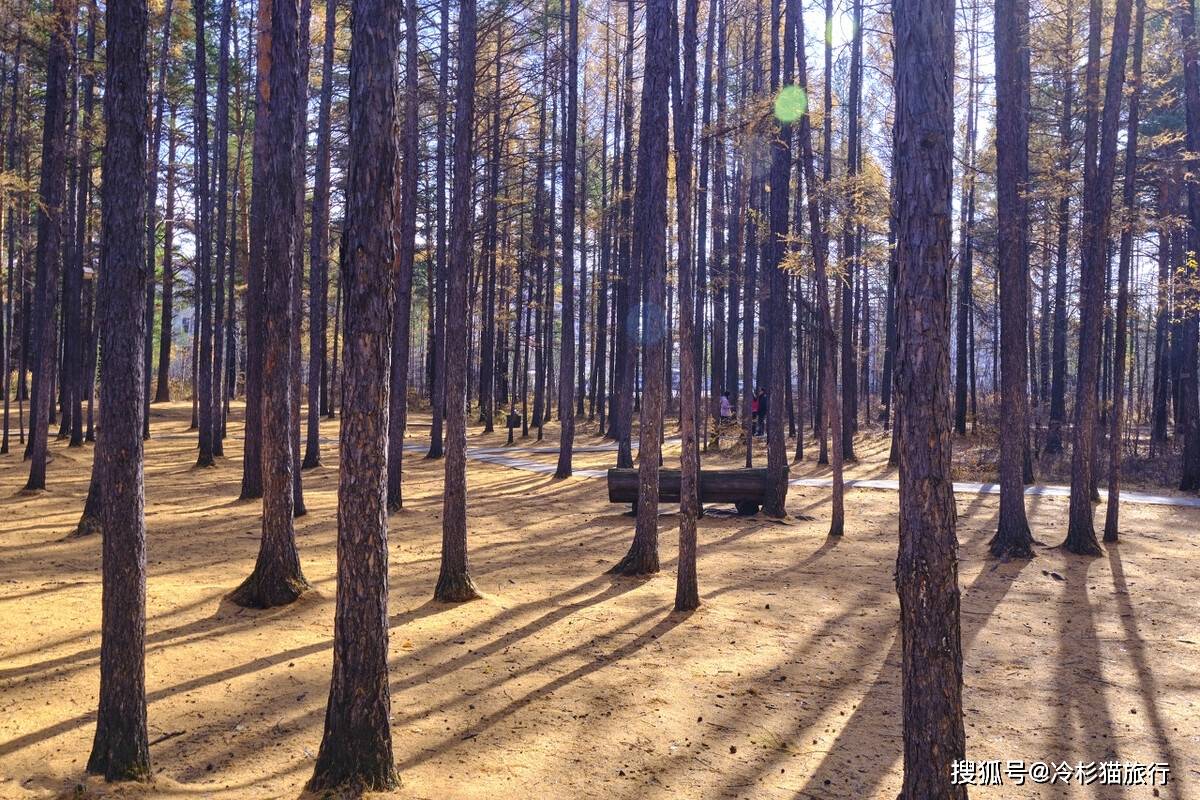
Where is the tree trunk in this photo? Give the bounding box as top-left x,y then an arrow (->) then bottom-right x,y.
436,0 -> 482,604
953,9 -> 977,437
1065,0 -> 1133,553
893,0 -> 967,792
24,0 -> 73,491
672,0 -> 700,608
611,0 -> 670,577
193,0 -> 215,467
307,0 -> 402,789
1105,0 -> 1145,540
386,0 -> 420,512
211,0 -> 234,458
1177,0 -> 1200,491
1045,8 -> 1075,455
303,0 -> 336,470
155,108 -> 178,403
230,0 -> 308,609
241,0 -> 274,498
426,0 -> 450,459
556,0 -> 579,479
85,0 -> 151,780
794,3 -> 843,535
990,0 -> 1035,558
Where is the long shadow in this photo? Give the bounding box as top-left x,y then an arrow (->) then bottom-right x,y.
0,567 -> 643,758
1049,555 -> 1127,798
777,551 -> 1033,798
1107,544 -> 1183,798
390,610 -> 692,772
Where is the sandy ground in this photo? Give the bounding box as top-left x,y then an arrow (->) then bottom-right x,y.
0,402 -> 1197,799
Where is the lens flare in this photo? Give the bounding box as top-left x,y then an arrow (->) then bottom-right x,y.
774,85 -> 807,123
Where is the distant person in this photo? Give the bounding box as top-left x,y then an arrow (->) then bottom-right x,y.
750,392 -> 759,428
755,388 -> 769,436
719,391 -> 733,421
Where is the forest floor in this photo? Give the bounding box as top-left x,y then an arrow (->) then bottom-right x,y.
1,402 -> 1198,799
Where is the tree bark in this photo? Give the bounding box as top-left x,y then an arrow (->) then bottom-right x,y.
303,0 -> 337,469
611,0 -> 670,576
308,0 -> 402,789
1105,0 -> 1145,540
155,109 -> 179,403
1046,8 -> 1075,455
193,0 -> 215,467
386,0 -> 420,511
672,0 -> 700,608
1065,0 -> 1133,553
1177,0 -> 1200,491
24,0 -> 73,491
426,0 -> 451,460
230,0 -> 309,609
436,0 -> 482,603
990,0 -> 1035,558
556,0 -> 579,478
85,0 -> 151,779
893,0 -> 967,792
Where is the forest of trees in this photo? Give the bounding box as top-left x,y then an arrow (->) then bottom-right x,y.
1,0 -> 1198,791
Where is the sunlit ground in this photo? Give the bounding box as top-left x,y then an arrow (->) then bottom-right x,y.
0,403 -> 1197,798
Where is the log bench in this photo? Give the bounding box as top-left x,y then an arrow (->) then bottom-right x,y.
606,466 -> 788,516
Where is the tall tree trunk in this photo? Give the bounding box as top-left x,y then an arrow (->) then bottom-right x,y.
24,0 -> 73,491
1105,0 -> 1145,540
954,9 -> 977,437
386,0 -> 420,512
194,0 -> 215,467
436,0 -> 483,603
230,0 -> 309,609
241,0 -> 274,498
763,0 -> 794,516
307,0 -> 402,789
155,109 -> 179,403
1065,0 -> 1133,553
65,2 -> 96,448
893,0 -> 967,792
141,0 -> 174,441
427,0 -> 451,459
794,2 -> 843,535
85,0 -> 151,779
1177,0 -> 1200,490
610,0 -> 670,576
303,0 -> 336,468
1,42 -> 20,455
990,0 -> 1035,558
672,0 -> 700,607
612,0 -> 637,467
1046,8 -> 1076,455
211,0 -> 233,458
556,0 -> 579,478
839,0 -> 862,459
